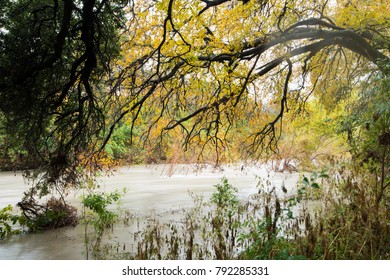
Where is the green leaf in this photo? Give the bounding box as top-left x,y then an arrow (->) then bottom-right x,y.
311,182 -> 320,189
302,176 -> 310,186
319,172 -> 329,179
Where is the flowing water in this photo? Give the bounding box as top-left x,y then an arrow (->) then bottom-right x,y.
0,164 -> 299,259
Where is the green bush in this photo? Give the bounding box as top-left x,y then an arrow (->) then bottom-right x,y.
0,205 -> 22,239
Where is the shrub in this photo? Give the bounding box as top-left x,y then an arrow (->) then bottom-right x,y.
0,205 -> 22,239
81,190 -> 123,259
17,192 -> 78,232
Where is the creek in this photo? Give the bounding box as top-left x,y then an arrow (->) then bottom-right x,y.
0,164 -> 299,259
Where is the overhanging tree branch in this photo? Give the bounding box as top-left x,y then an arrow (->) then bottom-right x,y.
1,0 -> 389,190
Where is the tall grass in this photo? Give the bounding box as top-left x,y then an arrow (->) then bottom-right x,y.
87,163 -> 389,260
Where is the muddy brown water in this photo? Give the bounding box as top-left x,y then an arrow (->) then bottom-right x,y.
0,164 -> 299,259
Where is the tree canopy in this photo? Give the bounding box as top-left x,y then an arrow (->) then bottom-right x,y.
0,0 -> 389,193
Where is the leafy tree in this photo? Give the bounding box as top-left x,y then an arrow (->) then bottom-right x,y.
341,70 -> 389,224
1,0 -> 127,193
117,0 -> 389,161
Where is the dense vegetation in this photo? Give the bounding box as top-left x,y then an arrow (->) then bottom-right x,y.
0,0 -> 389,259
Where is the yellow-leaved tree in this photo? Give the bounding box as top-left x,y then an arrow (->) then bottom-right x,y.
108,0 -> 388,165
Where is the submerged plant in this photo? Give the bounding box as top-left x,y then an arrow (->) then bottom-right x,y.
17,191 -> 78,232
81,190 -> 124,259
